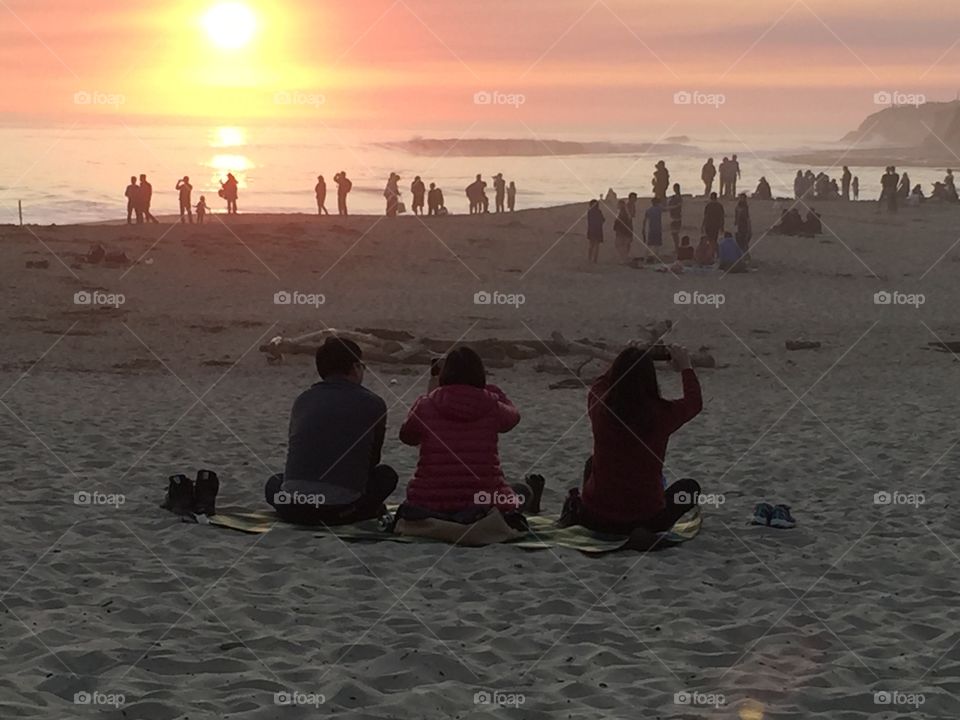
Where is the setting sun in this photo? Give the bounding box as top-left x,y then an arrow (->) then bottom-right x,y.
202,2 -> 258,50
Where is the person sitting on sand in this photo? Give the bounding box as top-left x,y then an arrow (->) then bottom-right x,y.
676,235 -> 694,263
772,208 -> 803,235
399,347 -> 541,515
195,195 -> 208,224
265,337 -> 398,525
613,199 -> 633,263
693,235 -> 715,266
753,177 -> 772,200
718,231 -> 746,272
586,199 -> 604,264
801,209 -> 822,236
562,344 -> 703,539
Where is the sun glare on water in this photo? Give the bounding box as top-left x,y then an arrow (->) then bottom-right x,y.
202,2 -> 258,50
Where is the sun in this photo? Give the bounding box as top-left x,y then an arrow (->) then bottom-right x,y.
202,2 -> 258,50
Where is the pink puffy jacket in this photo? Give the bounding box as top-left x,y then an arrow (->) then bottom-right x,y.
400,384 -> 521,512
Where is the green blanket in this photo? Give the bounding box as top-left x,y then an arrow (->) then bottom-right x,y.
199,506 -> 702,555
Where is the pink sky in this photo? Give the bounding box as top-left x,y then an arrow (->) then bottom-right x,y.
1,0 -> 958,138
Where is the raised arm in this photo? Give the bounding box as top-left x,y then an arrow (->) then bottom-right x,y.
486,385 -> 521,433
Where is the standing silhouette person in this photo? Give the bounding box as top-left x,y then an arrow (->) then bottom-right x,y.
852,176 -> 859,201
139,174 -> 159,224
729,154 -> 741,198
667,183 -> 683,253
586,199 -> 604,264
507,181 -> 517,212
384,173 -> 401,216
841,166 -> 852,201
701,159 -> 716,197
334,171 -> 352,216
411,175 -> 426,216
220,173 -> 239,215
176,176 -> 193,224
493,173 -> 506,212
466,174 -> 483,214
315,175 -> 329,215
652,161 -> 670,201
718,157 -> 730,199
701,192 -> 725,257
125,176 -> 141,224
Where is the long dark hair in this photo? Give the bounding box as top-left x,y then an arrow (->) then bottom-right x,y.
439,346 -> 486,388
602,346 -> 663,433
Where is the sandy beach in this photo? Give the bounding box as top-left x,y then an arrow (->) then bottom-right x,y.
3,198 -> 960,718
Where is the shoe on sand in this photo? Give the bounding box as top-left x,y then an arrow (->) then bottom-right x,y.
770,505 -> 796,529
524,474 -> 546,515
194,469 -> 220,516
751,502 -> 774,526
161,474 -> 195,515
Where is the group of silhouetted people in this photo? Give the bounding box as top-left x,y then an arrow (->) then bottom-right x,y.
124,174 -> 159,225
466,173 -> 517,214
700,156 -> 741,199
256,336 -> 704,547
122,174 -> 228,223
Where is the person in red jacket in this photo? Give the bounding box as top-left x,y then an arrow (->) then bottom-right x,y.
400,347 -> 541,514
573,343 -> 703,535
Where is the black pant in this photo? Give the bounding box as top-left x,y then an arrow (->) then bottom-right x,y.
264,465 -> 398,525
581,456 -> 701,534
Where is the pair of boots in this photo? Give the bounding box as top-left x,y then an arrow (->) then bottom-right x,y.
161,470 -> 219,516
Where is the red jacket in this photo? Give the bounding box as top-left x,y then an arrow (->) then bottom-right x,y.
582,369 -> 702,525
400,384 -> 521,512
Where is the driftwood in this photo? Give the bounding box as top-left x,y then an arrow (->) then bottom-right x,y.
928,342 -> 960,353
786,340 -> 821,351
259,324 -> 719,372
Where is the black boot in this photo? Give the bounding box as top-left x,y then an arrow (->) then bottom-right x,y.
194,469 -> 220,516
161,474 -> 195,515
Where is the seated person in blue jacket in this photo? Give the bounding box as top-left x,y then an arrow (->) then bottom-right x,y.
265,337 -> 398,525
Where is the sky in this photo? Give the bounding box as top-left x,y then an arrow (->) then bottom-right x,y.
1,0 -> 959,141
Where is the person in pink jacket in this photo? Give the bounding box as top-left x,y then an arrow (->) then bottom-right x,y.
400,347 -> 542,514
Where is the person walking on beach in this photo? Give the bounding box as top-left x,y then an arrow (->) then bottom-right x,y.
334,171 -> 352,215
613,199 -> 633,263
125,176 -> 141,224
315,175 -> 329,215
493,173 -> 506,212
264,337 -> 398,526
652,161 -> 670,201
220,173 -> 239,215
139,174 -> 159,223
384,173 -> 402,216
562,344 -> 703,543
701,159 -> 716,197
667,183 -> 683,253
176,176 -> 193,224
641,196 -> 664,262
507,181 -> 517,211
586,199 -> 604,264
841,166 -> 852,201
701,192 -> 725,256
411,175 -> 426,216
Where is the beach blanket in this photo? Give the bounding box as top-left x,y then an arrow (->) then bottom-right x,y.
196,506 -> 702,555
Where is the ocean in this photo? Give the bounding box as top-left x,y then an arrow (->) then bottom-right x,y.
0,124 -> 947,224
